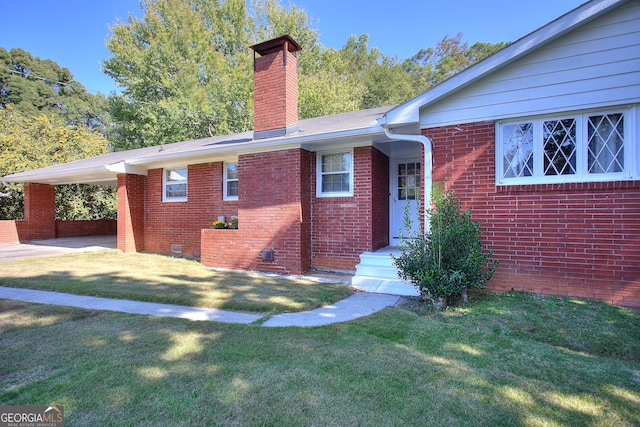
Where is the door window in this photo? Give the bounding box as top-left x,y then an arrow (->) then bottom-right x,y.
397,162 -> 421,200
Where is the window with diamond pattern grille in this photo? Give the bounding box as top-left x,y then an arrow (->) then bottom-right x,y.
502,123 -> 533,178
588,113 -> 624,174
498,110 -> 628,184
543,119 -> 577,176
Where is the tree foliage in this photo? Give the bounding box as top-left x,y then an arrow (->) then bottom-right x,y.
0,47 -> 109,131
0,106 -> 115,220
103,0 -> 254,149
0,48 -> 116,220
392,187 -> 498,309
403,33 -> 509,92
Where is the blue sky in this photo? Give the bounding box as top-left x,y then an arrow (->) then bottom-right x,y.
1,0 -> 585,95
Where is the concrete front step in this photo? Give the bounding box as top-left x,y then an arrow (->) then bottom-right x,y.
351,246 -> 419,296
355,264 -> 400,279
351,276 -> 419,296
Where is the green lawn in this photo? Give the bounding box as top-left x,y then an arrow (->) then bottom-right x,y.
1,291 -> 638,426
0,251 -> 353,313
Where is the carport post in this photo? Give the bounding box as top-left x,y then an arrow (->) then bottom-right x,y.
22,183 -> 56,241
117,173 -> 145,252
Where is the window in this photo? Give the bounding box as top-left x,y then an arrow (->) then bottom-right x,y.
498,110 -> 632,184
317,150 -> 353,197
163,168 -> 187,201
224,163 -> 238,200
398,162 -> 421,200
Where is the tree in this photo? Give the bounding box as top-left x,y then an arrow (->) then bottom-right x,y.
103,0 -> 414,149
403,33 -> 508,91
337,34 -> 417,109
104,0 -> 256,149
0,47 -> 109,132
0,106 -> 115,220
0,49 -> 115,221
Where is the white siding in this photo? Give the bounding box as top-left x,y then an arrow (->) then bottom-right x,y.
420,1 -> 640,128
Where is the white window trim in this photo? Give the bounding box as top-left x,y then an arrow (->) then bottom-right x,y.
162,167 -> 188,202
223,162 -> 239,201
316,149 -> 354,197
496,107 -> 637,186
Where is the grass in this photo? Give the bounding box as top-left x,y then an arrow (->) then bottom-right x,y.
0,251 -> 353,313
1,291 -> 638,426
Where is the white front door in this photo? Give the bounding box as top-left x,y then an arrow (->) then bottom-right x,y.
390,159 -> 422,246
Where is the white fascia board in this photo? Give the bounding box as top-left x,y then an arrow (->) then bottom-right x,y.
384,0 -> 627,128
106,161 -> 148,176
2,164 -> 114,184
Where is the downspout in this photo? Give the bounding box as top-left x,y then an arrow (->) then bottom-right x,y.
382,125 -> 433,232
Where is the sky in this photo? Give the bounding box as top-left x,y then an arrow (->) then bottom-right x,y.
1,0 -> 587,95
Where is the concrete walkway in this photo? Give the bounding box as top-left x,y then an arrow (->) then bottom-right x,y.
0,286 -> 401,327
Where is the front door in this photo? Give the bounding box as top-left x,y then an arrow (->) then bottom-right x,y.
390,159 -> 421,246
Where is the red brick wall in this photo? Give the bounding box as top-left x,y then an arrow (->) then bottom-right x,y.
117,173 -> 146,253
144,162 -> 238,259
311,146 -> 389,271
201,149 -> 311,274
10,183 -> 56,241
0,221 -> 20,243
424,122 -> 640,308
134,146 -> 388,275
55,219 -> 117,237
253,49 -> 298,133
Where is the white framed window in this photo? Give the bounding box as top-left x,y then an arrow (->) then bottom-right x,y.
163,168 -> 187,202
497,108 -> 636,185
316,150 -> 353,197
223,162 -> 238,201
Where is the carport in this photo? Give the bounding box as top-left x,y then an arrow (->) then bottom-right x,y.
1,149 -> 141,250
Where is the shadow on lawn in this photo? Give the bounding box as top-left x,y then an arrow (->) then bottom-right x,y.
1,299 -> 638,426
0,252 -> 353,313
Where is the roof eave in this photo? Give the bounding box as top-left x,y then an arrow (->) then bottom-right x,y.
2,164 -> 116,186
126,125 -> 386,166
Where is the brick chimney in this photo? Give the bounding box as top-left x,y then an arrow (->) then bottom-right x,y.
250,35 -> 302,140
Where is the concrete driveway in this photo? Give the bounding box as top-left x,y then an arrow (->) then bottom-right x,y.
0,235 -> 117,262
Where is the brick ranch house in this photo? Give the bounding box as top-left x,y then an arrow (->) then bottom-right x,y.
2,0 -> 639,308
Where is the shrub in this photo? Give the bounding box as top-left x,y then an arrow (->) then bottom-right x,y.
392,188 -> 497,309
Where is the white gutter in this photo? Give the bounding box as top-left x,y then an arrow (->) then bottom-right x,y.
383,126 -> 433,232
